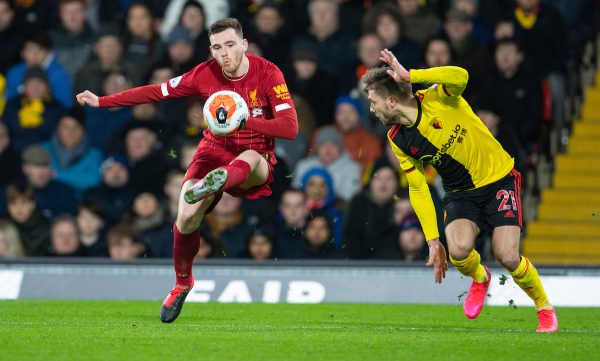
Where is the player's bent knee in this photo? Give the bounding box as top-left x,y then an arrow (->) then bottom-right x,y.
448,243 -> 472,261
496,253 -> 521,271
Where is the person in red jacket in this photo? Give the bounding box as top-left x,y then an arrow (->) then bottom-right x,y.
76,18 -> 298,323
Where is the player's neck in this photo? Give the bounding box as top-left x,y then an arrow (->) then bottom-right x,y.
224,55 -> 249,78
396,97 -> 418,126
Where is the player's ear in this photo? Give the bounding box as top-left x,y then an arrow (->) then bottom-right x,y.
386,95 -> 398,110
241,38 -> 249,52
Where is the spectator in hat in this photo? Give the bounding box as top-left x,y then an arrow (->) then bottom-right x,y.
21,144 -> 78,218
5,183 -> 50,256
333,95 -> 382,176
6,32 -> 73,109
344,158 -> 399,259
74,24 -> 142,95
83,154 -> 134,226
293,126 -> 361,202
1,66 -> 65,153
49,0 -> 95,79
288,40 -> 339,128
163,25 -> 196,73
41,107 -> 102,195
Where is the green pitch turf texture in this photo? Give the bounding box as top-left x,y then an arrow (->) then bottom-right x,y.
1,301 -> 598,361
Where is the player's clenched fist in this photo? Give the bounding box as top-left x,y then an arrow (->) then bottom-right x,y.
76,90 -> 99,108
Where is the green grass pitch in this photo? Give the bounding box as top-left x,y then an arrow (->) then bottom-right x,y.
1,301 -> 599,361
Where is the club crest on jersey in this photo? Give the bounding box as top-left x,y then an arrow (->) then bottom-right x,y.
431,118 -> 443,129
248,89 -> 260,108
410,146 -> 420,155
169,76 -> 183,88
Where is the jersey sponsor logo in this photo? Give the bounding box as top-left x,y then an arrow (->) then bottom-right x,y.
248,89 -> 260,108
273,84 -> 291,100
430,124 -> 461,166
169,75 -> 183,88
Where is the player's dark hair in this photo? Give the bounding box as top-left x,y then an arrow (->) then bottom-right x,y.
208,18 -> 243,38
362,67 -> 412,100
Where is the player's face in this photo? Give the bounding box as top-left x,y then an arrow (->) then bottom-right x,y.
367,89 -> 396,126
209,28 -> 248,75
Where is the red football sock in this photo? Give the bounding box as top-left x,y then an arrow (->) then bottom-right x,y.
173,223 -> 200,288
220,159 -> 252,191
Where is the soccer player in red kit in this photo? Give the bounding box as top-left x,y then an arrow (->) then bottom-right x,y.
76,18 -> 298,323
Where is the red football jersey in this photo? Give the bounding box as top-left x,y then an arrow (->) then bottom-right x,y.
98,54 -> 298,156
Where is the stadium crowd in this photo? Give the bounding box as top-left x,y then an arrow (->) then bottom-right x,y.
0,0 -> 596,261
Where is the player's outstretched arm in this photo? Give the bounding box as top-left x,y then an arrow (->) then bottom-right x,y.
76,90 -> 99,108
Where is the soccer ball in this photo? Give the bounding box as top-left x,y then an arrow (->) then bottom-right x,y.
203,90 -> 249,136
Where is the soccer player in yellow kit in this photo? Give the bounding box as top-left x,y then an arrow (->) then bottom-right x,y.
361,49 -> 558,332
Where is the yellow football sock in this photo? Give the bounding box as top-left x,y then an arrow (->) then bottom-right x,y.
450,249 -> 488,283
510,257 -> 552,310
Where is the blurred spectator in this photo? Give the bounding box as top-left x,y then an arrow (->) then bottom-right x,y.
76,200 -> 107,257
479,37 -> 542,149
161,0 -> 230,41
248,4 -> 291,75
128,192 -> 172,258
0,219 -> 25,258
6,183 -> 50,256
49,0 -> 94,78
2,67 -> 65,153
84,154 -> 134,226
6,32 -> 73,109
245,226 -> 275,260
0,0 -> 26,74
294,0 -> 356,92
178,141 -> 197,172
396,0 -> 441,45
392,192 -> 414,226
107,224 -> 146,260
293,126 -> 361,202
147,62 -> 188,137
162,169 -> 185,222
163,25 -> 196,74
74,24 -> 142,95
204,192 -> 254,258
548,0 -> 596,62
123,3 -> 165,77
451,0 -> 494,46
194,225 -> 224,259
298,167 -> 344,248
0,122 -> 22,189
21,144 -> 78,218
301,212 -> 341,259
393,216 -> 427,261
289,40 -> 339,128
442,9 -> 491,100
363,3 -> 421,71
176,1 -> 210,63
333,95 -> 382,176
48,215 -> 82,256
41,108 -> 103,195
122,121 -> 171,197
422,36 -> 454,68
476,108 -> 524,172
84,69 -> 133,151
344,158 -> 399,259
274,189 -> 310,259
510,0 -> 568,149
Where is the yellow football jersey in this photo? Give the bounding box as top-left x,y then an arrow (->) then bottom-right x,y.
388,68 -> 514,192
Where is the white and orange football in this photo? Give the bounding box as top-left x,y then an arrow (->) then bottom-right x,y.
203,90 -> 249,136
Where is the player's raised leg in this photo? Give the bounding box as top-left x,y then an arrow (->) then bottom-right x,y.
492,226 -> 558,332
184,150 -> 269,204
447,219 -> 490,319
